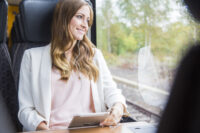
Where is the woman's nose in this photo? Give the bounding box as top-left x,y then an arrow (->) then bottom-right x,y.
81,19 -> 88,28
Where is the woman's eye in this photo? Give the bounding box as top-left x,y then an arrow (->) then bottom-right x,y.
76,15 -> 82,19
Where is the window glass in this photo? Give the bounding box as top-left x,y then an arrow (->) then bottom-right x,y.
96,0 -> 200,122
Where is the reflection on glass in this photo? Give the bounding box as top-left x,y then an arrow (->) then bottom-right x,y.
96,0 -> 200,122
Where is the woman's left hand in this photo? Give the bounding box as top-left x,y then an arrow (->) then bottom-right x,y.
100,103 -> 124,126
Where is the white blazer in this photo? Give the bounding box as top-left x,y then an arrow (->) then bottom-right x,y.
18,44 -> 126,131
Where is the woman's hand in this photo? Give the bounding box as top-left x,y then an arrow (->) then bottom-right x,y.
100,103 -> 124,126
36,121 -> 49,131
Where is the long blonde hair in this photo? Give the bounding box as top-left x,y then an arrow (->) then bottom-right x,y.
51,0 -> 99,82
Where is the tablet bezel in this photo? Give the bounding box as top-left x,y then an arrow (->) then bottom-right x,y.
68,112 -> 109,128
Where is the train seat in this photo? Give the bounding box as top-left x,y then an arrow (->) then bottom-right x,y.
10,14 -> 25,62
11,0 -> 58,88
0,0 -> 22,131
0,92 -> 16,133
11,14 -> 25,46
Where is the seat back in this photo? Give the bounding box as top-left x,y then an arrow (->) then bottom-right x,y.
0,92 -> 16,133
11,0 -> 58,88
11,14 -> 25,44
20,0 -> 58,43
0,0 -> 22,131
0,0 -> 7,43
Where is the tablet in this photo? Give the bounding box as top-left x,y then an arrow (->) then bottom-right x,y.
68,112 -> 109,128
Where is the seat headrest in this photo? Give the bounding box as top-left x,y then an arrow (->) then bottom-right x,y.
20,0 -> 58,43
0,0 -> 8,43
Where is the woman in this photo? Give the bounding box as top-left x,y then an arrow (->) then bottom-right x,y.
18,0 -> 127,131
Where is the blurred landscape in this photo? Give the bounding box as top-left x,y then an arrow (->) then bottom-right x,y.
96,0 -> 200,109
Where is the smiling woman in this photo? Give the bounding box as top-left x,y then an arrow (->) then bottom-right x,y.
17,0 -> 127,131
69,5 -> 90,40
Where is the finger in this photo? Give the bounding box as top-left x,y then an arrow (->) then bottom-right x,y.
100,116 -> 118,126
100,118 -> 110,126
110,112 -> 121,123
100,121 -> 117,126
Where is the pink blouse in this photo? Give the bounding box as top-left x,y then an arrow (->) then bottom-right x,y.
49,67 -> 95,129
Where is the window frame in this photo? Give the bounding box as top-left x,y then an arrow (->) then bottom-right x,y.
91,0 -> 96,45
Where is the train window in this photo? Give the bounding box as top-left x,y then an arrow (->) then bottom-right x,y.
96,0 -> 200,122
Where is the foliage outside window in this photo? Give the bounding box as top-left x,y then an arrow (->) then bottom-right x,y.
96,0 -> 200,112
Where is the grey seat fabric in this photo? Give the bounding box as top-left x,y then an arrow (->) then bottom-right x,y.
0,0 -> 22,131
11,15 -> 24,44
0,92 -> 16,133
11,0 -> 58,89
0,0 -> 7,42
10,14 -> 24,61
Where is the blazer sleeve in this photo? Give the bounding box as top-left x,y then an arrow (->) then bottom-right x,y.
95,49 -> 127,111
18,50 -> 46,131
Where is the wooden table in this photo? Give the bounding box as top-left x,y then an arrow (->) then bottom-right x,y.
21,122 -> 156,133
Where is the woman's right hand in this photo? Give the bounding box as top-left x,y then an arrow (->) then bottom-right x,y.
100,103 -> 124,126
36,121 -> 49,131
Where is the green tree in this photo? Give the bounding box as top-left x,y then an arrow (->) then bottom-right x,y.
99,0 -> 114,53
117,0 -> 171,46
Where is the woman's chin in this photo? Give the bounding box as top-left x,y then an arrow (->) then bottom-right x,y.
76,37 -> 84,41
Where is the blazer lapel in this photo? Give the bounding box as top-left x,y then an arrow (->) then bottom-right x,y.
38,44 -> 52,123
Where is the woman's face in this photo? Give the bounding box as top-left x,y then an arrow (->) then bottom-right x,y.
69,5 -> 90,41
